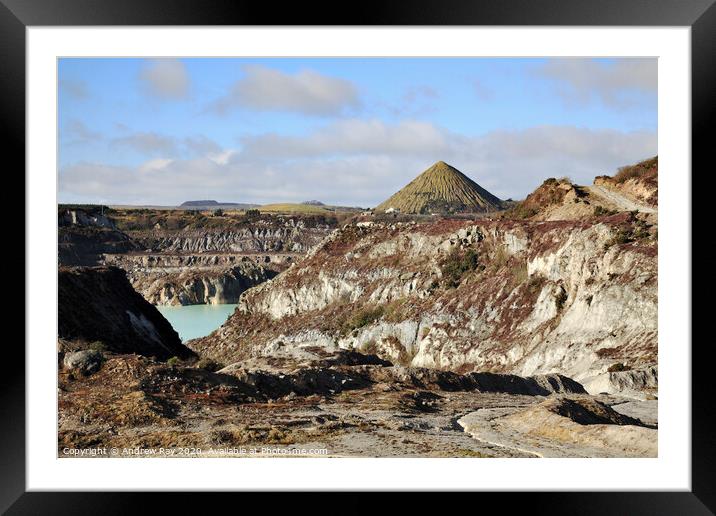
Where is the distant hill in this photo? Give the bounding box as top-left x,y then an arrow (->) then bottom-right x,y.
181,200 -> 221,206
302,200 -> 326,206
375,161 -> 503,214
180,200 -> 259,210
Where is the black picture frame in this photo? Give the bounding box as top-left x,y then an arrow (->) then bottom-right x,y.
4,0 -> 712,513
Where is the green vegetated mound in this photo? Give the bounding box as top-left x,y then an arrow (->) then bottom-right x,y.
375,161 -> 503,214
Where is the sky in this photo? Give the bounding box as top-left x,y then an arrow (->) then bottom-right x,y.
58,57 -> 657,207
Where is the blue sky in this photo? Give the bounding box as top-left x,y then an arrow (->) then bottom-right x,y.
58,57 -> 657,206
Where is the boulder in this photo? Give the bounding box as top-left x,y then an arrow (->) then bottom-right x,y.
63,350 -> 104,376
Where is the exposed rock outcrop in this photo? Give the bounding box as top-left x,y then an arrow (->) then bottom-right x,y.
57,164 -> 659,458
103,252 -> 294,270
58,207 -> 138,266
459,395 -> 657,457
216,346 -> 586,399
58,266 -> 194,359
128,263 -> 278,305
91,211 -> 335,305
581,366 -> 658,399
504,178 -> 593,221
191,214 -> 657,395
102,253 -> 283,305
125,222 -> 332,254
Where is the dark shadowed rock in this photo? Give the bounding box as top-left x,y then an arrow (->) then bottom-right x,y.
360,367 -> 587,395
544,397 -> 645,426
398,391 -> 444,413
58,266 -> 194,360
220,365 -> 372,398
215,348 -> 586,400
63,350 -> 104,376
466,372 -> 587,396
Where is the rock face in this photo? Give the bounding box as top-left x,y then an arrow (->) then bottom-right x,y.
126,222 -> 332,255
58,266 -> 194,359
191,214 -> 657,396
505,178 -> 593,221
103,254 -> 284,305
581,365 -> 658,399
128,263 -> 278,305
103,252 -> 294,270
90,211 -> 336,305
59,208 -> 115,228
58,207 -> 138,266
216,346 -> 587,399
375,161 -> 503,214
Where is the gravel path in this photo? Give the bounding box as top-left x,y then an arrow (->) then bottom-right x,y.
587,185 -> 657,214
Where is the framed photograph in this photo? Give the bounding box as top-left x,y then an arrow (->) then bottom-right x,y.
6,0 -> 713,512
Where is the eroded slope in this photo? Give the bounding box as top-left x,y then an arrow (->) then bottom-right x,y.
191,214 -> 657,395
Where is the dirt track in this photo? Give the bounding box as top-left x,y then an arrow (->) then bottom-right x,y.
587,185 -> 657,214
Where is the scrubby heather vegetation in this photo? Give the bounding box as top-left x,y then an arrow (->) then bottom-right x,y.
612,156 -> 658,184
58,156 -> 659,458
110,209 -> 339,232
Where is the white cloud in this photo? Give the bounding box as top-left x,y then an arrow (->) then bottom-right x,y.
60,120 -> 656,207
111,132 -> 177,156
183,135 -> 222,155
379,86 -> 439,117
139,59 -> 190,99
108,132 -> 232,163
139,158 -> 174,172
209,65 -> 361,115
207,149 -> 237,165
535,58 -> 657,108
239,119 -> 448,159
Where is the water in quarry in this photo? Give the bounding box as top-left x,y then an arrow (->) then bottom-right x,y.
156,304 -> 238,342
